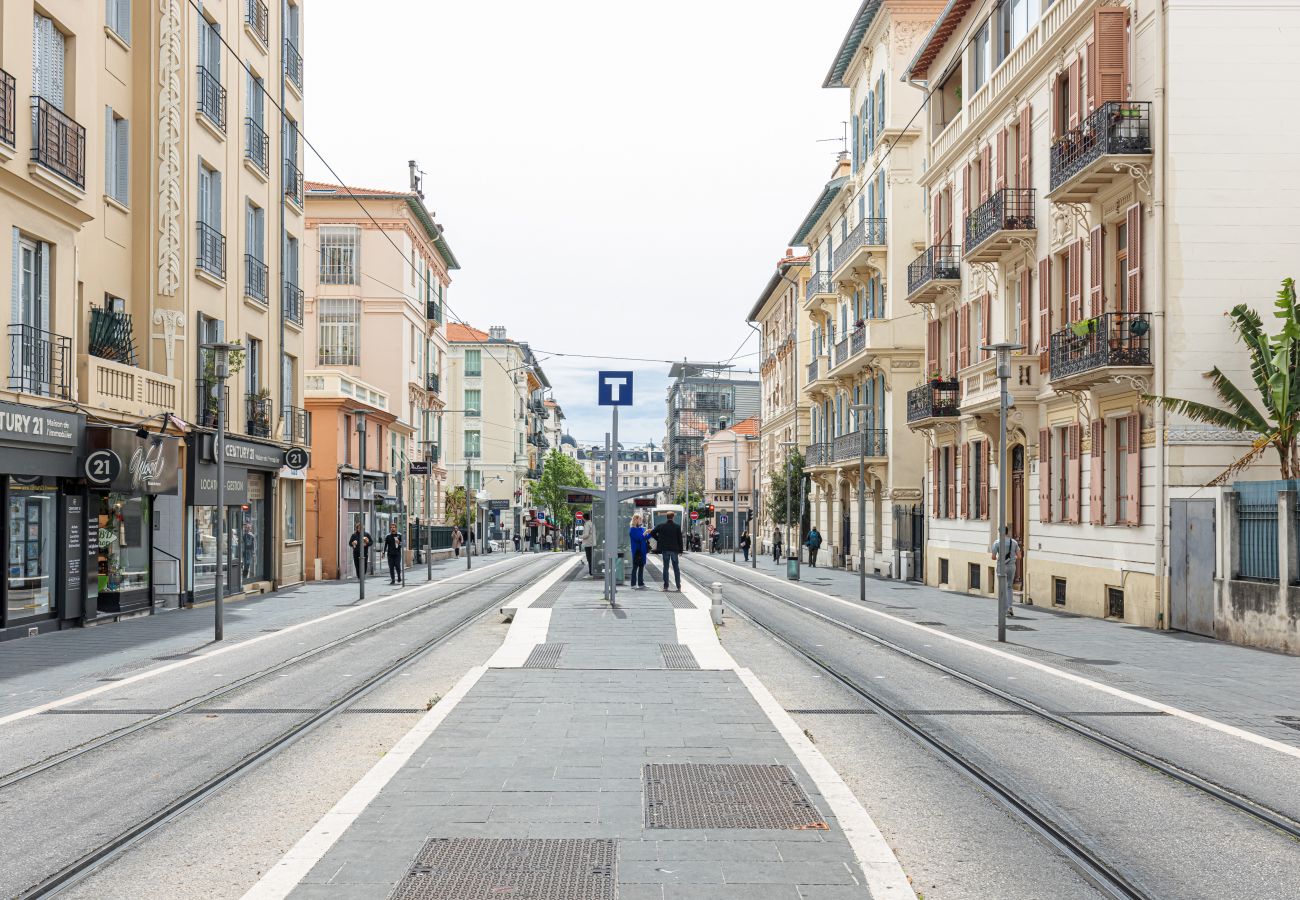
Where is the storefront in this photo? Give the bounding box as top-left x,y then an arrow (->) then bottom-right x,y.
0,400 -> 84,640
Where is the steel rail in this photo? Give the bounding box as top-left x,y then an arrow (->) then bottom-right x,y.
16,554 -> 570,899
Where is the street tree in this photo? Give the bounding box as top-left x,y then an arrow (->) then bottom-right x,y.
766,449 -> 806,526
445,486 -> 472,528
527,449 -> 593,530
1146,278 -> 1300,483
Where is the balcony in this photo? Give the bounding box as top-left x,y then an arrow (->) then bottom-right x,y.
833,336 -> 850,368
959,353 -> 1040,416
284,39 -> 303,91
806,357 -> 819,385
195,378 -> 229,429
425,372 -> 440,393
833,429 -> 887,463
537,434 -> 551,451
30,97 -> 85,189
715,477 -> 736,491
280,405 -> 311,445
831,218 -> 886,278
245,393 -> 273,438
244,117 -> 269,174
80,355 -> 180,418
426,300 -> 442,322
8,324 -> 71,398
282,280 -> 304,326
527,467 -> 543,480
196,221 -> 226,280
284,159 -> 304,207
0,69 -> 14,148
906,245 -> 962,304
196,67 -> 226,132
851,325 -> 866,356
803,271 -> 835,309
1048,311 -> 1153,389
964,188 -> 1035,262
805,443 -> 832,468
1048,102 -> 1152,202
245,254 -> 268,303
906,380 -> 960,426
245,0 -> 269,44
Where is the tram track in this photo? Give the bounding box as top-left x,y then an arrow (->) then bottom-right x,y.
682,558 -> 1300,900
12,552 -> 569,900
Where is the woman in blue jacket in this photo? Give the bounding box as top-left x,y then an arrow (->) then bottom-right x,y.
628,515 -> 649,589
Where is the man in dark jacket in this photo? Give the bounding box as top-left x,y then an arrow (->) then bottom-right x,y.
805,526 -> 823,568
383,523 -> 404,584
648,512 -> 683,592
348,522 -> 372,579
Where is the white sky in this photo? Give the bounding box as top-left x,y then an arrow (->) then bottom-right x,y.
305,0 -> 860,443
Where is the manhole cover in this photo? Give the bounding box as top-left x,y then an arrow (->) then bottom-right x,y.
667,594 -> 695,609
523,643 -> 564,668
643,763 -> 827,830
917,621 -> 946,627
1068,658 -> 1120,666
659,644 -> 699,670
390,838 -> 616,900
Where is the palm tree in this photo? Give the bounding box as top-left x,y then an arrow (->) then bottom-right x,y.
1145,278 -> 1300,483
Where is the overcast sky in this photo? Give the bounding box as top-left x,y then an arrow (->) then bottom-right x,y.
306,0 -> 858,444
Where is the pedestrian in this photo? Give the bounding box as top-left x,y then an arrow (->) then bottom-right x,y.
990,526 -> 1023,617
240,522 -> 256,579
649,511 -> 683,592
739,530 -> 751,562
383,523 -> 404,584
581,524 -> 596,576
348,521 -> 372,580
772,529 -> 782,562
804,526 -> 822,568
629,515 -> 648,589
513,532 -> 521,552
452,525 -> 463,558
711,527 -> 721,554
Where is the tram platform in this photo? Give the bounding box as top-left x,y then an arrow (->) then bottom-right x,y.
245,554 -> 911,900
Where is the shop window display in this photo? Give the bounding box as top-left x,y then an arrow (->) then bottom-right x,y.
96,494 -> 151,602
7,485 -> 57,621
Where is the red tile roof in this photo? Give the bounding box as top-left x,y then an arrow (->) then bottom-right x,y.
304,180 -> 415,198
446,323 -> 491,343
731,416 -> 759,436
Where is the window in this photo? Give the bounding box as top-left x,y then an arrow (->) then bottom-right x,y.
1053,576 -> 1068,607
317,298 -> 360,365
283,480 -> 300,541
106,0 -> 131,43
1115,222 -> 1129,313
281,352 -> 296,412
318,226 -> 360,285
464,348 -> 482,376
196,16 -> 223,128
198,161 -> 221,229
245,72 -> 268,172
971,19 -> 991,91
465,389 -> 481,416
464,430 -> 481,458
969,562 -> 981,591
104,108 -> 129,205
245,202 -> 265,267
32,14 -> 67,109
246,337 -> 262,392
284,234 -> 299,287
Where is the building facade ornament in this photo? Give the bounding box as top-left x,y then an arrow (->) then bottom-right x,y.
157,0 -> 183,297
151,309 -> 185,379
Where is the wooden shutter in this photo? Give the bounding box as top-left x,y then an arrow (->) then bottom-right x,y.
980,443 -> 991,519
959,442 -> 969,519
981,292 -> 992,358
1038,257 -> 1051,352
1018,105 -> 1032,189
1126,203 -> 1142,311
1094,7 -> 1130,108
947,309 -> 958,377
931,192 -> 941,245
959,303 -> 970,370
941,187 -> 952,244
1067,239 -> 1083,322
926,320 -> 938,375
105,106 -> 114,198
932,448 -> 941,514
1067,423 -> 1082,523
851,114 -> 859,170
1088,225 -> 1104,316
962,163 -> 971,230
1019,270 -> 1031,348
995,128 -> 1008,192
1038,428 -> 1052,523
1090,418 -> 1105,525
1051,74 -> 1061,141
1067,56 -> 1080,129
1125,411 -> 1142,525
1085,38 -> 1096,114
979,144 -> 991,201
946,448 -> 956,516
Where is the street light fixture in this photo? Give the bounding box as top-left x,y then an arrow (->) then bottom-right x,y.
851,403 -> 872,604
779,439 -> 798,580
200,341 -> 239,642
980,341 -> 1025,643
420,439 -> 437,583
348,409 -> 372,600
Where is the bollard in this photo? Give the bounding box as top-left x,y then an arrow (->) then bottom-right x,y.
710,582 -> 724,626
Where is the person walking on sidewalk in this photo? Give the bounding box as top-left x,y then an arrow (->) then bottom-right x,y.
383,523 -> 404,584
990,526 -> 1022,617
348,521 -> 372,580
739,529 -> 751,562
452,525 -> 463,558
772,529 -> 782,562
581,525 -> 596,576
649,511 -> 683,592
628,515 -> 649,589
804,526 -> 822,568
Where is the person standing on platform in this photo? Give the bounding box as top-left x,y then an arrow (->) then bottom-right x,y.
649,511 -> 683,592
383,523 -> 404,584
739,529 -> 751,562
772,529 -> 782,562
348,521 -> 372,580
513,532 -> 521,552
628,515 -> 648,589
452,525 -> 463,558
581,524 -> 596,576
805,526 -> 822,568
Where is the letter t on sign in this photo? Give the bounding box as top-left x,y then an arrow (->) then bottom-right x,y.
598,371 -> 634,406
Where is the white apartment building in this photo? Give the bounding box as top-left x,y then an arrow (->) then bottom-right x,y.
579,445 -> 669,506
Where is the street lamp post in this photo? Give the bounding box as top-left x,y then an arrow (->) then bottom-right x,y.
350,409 -> 370,600
852,404 -> 872,603
982,341 -> 1025,643
201,342 -> 239,641
780,440 -> 797,579
421,439 -> 436,582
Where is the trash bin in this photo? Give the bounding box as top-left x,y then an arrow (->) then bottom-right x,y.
786,555 -> 799,581
615,553 -> 625,584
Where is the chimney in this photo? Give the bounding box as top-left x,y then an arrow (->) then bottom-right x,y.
408,159 -> 424,198
488,326 -> 507,341
833,151 -> 851,179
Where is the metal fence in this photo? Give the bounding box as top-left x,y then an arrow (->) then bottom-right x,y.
1234,481 -> 1281,582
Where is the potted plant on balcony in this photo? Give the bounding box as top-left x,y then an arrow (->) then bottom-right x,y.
929,370 -> 944,386
249,387 -> 272,435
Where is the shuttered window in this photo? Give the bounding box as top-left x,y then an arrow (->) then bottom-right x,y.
104,107 -> 129,206
1093,7 -> 1130,108
32,14 -> 66,109
246,201 -> 265,262
106,0 -> 131,44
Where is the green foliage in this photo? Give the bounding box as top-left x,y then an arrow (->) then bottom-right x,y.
1146,278 -> 1300,483
527,449 -> 594,529
445,485 -> 471,527
766,449 -> 806,526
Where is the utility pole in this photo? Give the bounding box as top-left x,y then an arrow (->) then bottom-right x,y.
202,342 -> 238,641
465,455 -> 473,571
852,404 -> 870,603
780,440 -> 796,579
984,341 -> 1024,643
351,409 -> 369,600
421,439 -> 435,582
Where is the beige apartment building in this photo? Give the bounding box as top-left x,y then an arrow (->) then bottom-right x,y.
902,0 -> 1300,633
0,0 -> 308,640
302,174 -> 457,569
748,251 -> 810,554
790,0 -> 939,575
702,417 -> 759,548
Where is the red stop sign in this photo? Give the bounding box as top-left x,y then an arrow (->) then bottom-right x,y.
575,511 -> 583,520
690,511 -> 699,520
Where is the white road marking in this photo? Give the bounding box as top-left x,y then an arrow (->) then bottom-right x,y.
0,554 -> 535,728
484,557 -> 580,668
706,560 -> 1300,761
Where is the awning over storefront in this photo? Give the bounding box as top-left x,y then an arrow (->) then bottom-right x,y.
85,425 -> 180,495
0,400 -> 83,478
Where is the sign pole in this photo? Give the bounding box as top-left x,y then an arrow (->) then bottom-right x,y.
215,375 -> 225,641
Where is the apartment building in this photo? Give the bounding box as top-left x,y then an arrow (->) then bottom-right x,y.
0,0 -> 308,639
903,0 -> 1300,628
665,362 -> 759,502
747,251 -> 811,553
302,174 -> 457,573
791,0 -> 939,574
703,417 -> 759,547
581,445 -> 669,506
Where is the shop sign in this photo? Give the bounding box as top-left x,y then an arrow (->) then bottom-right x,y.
0,400 -> 80,447
285,447 -> 310,470
488,499 -> 510,510
88,428 -> 180,495
201,433 -> 285,470
409,460 -> 431,476
190,464 -> 249,506
64,495 -> 84,616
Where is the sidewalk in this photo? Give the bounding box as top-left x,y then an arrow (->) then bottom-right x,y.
0,550 -> 529,719
697,551 -> 1300,749
250,557 -> 911,900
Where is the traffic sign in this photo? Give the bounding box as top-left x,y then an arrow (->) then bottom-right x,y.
286,446 -> 310,470
719,514 -> 729,524
575,511 -> 584,520
690,511 -> 699,520
597,370 -> 634,406
84,449 -> 122,486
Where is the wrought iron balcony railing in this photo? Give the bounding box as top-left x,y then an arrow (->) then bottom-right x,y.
832,218 -> 886,272
280,404 -> 311,445
245,393 -> 273,438
805,443 -> 831,467
195,378 -> 228,429
804,271 -> 833,301
907,245 -> 962,296
715,477 -> 736,491
906,380 -> 961,423
425,372 -> 440,393
426,300 -> 442,322
0,69 -> 14,147
833,429 -> 887,462
834,337 -> 849,367
7,324 -> 71,398
965,188 -> 1035,253
282,280 -> 304,326
850,324 -> 866,356
244,253 -> 268,303
30,96 -> 85,188
1050,102 -> 1151,193
807,357 -> 819,384
244,117 -> 269,174
196,221 -> 226,280
1048,312 -> 1152,381
284,39 -> 303,90
245,0 -> 269,44
196,66 -> 226,131
283,159 -> 304,206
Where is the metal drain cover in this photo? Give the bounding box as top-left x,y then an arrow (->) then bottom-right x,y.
668,594 -> 696,609
659,643 -> 699,670
523,643 -> 564,668
390,838 -> 616,900
643,763 -> 827,830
